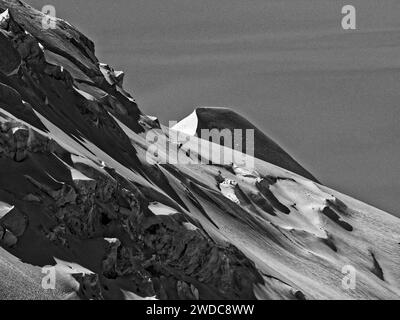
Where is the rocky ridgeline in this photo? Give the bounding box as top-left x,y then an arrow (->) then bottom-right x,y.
0,1 -> 265,299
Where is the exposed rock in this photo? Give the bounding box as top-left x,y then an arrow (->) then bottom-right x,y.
0,226 -> 18,247
0,32 -> 21,75
0,121 -> 56,162
74,273 -> 104,300
0,8 -> 9,29
1,207 -> 27,237
43,224 -> 68,247
54,184 -> 77,207
370,251 -> 385,281
177,281 -> 199,300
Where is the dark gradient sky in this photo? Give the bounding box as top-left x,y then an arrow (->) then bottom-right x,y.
26,0 -> 400,216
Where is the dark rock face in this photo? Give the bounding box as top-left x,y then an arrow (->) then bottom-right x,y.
0,31 -> 21,75
100,218 -> 264,300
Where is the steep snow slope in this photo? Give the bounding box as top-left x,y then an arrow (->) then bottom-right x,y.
0,0 -> 399,300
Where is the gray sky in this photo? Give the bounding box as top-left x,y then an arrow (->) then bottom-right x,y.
26,0 -> 400,216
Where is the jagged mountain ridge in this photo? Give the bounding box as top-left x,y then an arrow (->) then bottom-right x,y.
0,0 -> 399,300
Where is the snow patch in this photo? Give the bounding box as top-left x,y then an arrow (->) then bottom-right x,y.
171,110 -> 198,137
147,115 -> 158,122
11,126 -> 25,134
148,202 -> 178,216
104,238 -> 119,244
54,153 -> 93,182
53,258 -> 94,275
0,9 -> 10,29
70,167 -> 93,181
71,154 -> 108,176
73,86 -> 96,101
0,201 -> 14,219
183,222 -> 198,231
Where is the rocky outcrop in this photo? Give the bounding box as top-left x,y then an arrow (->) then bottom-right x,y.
0,226 -> 17,247
99,215 -> 263,299
0,113 -> 264,299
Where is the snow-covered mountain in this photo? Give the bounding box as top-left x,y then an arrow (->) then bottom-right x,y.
172,106 -> 318,182
0,0 -> 399,300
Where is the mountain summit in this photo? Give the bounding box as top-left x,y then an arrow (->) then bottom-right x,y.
0,0 -> 399,300
173,107 -> 318,182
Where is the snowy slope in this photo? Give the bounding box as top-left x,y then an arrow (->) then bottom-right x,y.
173,107 -> 318,182
0,0 -> 399,300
